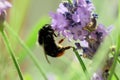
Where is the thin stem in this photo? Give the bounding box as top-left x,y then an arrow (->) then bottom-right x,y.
73,47 -> 87,72
68,0 -> 72,4
114,73 -> 119,80
108,53 -> 118,80
72,47 -> 89,79
111,52 -> 120,63
5,23 -> 47,80
118,0 -> 120,21
1,30 -> 24,80
19,41 -> 48,80
108,35 -> 120,80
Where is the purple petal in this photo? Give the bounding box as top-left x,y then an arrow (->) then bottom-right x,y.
57,3 -> 68,14
0,0 -> 12,14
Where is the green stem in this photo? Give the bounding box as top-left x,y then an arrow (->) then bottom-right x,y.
108,35 -> 120,80
68,0 -> 72,4
108,53 -> 118,80
111,52 -> 120,63
72,47 -> 89,79
5,23 -> 47,80
1,30 -> 24,80
19,40 -> 47,80
73,47 -> 87,72
114,73 -> 119,80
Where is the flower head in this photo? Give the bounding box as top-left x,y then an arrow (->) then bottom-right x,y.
75,24 -> 112,59
0,0 -> 12,15
90,24 -> 108,41
50,0 -> 95,41
49,0 -> 112,59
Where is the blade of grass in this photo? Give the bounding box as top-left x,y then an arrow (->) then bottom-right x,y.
118,0 -> 120,31
0,29 -> 23,80
108,1 -> 120,79
5,22 -> 48,80
72,47 -> 89,80
18,17 -> 50,62
10,0 -> 30,32
114,73 -> 119,80
73,47 -> 87,72
108,34 -> 120,80
111,52 -> 120,64
9,0 -> 31,56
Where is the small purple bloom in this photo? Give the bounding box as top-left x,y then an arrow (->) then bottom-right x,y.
0,0 -> 12,15
72,13 -> 80,22
50,12 -> 68,31
91,72 -> 103,80
0,0 -> 11,27
69,25 -> 88,40
76,7 -> 91,27
57,3 -> 68,14
90,24 -> 112,41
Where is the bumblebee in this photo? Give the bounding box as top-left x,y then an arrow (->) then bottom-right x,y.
38,24 -> 71,63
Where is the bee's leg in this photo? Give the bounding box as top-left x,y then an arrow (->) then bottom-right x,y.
53,32 -> 60,37
57,46 -> 72,57
53,33 -> 57,37
58,38 -> 65,44
63,46 -> 72,50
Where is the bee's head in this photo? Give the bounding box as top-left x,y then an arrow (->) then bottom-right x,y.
38,24 -> 54,45
42,24 -> 54,34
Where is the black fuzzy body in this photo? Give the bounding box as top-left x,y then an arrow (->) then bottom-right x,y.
38,24 -> 68,57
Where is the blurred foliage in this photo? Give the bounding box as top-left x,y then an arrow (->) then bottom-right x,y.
0,0 -> 119,80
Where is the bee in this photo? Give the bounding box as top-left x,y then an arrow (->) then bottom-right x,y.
38,24 -> 72,63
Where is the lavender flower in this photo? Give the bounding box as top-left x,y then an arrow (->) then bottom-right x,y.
0,0 -> 12,14
50,0 -> 95,41
75,24 -> 112,59
91,71 -> 103,80
90,24 -> 108,41
50,0 -> 112,59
